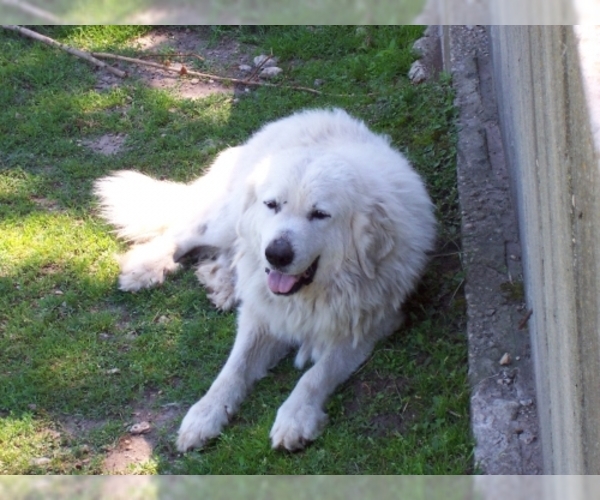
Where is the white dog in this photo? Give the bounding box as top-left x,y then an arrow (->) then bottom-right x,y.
94,108 -> 436,452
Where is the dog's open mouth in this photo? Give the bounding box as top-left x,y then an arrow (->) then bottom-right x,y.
265,257 -> 319,295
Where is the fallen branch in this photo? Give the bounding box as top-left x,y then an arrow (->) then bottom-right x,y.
139,52 -> 205,63
0,0 -> 62,23
2,25 -> 127,78
518,309 -> 533,330
92,51 -> 324,96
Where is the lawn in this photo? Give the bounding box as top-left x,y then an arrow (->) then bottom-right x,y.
0,0 -> 426,24
0,25 -> 470,474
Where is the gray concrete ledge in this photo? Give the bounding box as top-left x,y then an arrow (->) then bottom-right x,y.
447,26 -> 543,474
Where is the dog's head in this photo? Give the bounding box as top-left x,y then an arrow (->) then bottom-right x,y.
238,150 -> 398,297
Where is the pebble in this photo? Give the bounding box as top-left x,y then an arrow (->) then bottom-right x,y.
31,457 -> 51,466
259,67 -> 283,79
408,60 -> 427,84
499,352 -> 511,365
129,421 -> 152,435
253,55 -> 278,67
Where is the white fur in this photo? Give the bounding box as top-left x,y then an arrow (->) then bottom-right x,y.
94,108 -> 436,451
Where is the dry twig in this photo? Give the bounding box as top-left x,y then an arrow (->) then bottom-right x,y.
91,51 -> 324,96
518,309 -> 533,330
1,25 -> 127,78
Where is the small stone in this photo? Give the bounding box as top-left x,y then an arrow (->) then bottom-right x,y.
105,368 -> 120,375
259,67 -> 283,79
499,352 -> 511,366
253,54 -> 278,67
129,421 -> 152,435
31,457 -> 51,466
408,60 -> 427,83
190,78 -> 200,84
239,64 -> 252,73
313,79 -> 324,87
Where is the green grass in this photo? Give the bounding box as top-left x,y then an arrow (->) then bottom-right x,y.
0,0 -> 426,24
0,26 -> 469,475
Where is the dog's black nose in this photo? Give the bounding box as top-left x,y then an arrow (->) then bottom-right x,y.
265,238 -> 294,268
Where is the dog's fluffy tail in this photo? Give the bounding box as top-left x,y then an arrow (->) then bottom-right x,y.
94,170 -> 194,242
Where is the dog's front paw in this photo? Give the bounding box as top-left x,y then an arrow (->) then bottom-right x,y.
176,397 -> 230,452
270,400 -> 328,451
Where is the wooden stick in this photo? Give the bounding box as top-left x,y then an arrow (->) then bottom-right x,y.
92,51 -> 324,96
2,25 -> 127,78
139,52 -> 205,62
0,0 -> 62,23
518,309 -> 533,330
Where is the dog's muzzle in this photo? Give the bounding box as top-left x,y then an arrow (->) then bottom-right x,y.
265,257 -> 319,295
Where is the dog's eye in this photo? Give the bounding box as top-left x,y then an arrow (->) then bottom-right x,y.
264,200 -> 280,212
309,209 -> 331,221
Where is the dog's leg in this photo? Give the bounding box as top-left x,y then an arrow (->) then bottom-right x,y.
117,203 -> 236,292
117,222 -> 208,291
195,252 -> 237,311
176,311 -> 290,452
270,336 -> 375,451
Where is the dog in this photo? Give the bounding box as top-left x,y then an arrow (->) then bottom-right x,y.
94,108 -> 436,452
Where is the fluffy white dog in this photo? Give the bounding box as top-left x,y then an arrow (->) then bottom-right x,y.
94,108 -> 436,452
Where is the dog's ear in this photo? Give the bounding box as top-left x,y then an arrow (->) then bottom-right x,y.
236,183 -> 258,239
241,184 -> 257,214
352,202 -> 395,279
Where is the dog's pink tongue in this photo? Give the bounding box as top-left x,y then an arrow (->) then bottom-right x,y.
267,271 -> 298,294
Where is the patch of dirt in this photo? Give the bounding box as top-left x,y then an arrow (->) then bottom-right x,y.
31,196 -> 61,212
103,434 -> 154,473
60,415 -> 108,439
95,27 -> 256,100
343,372 -> 417,436
82,133 -> 127,156
102,391 -> 184,474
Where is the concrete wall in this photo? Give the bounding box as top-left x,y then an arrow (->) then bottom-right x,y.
415,0 -> 579,24
489,26 -> 600,474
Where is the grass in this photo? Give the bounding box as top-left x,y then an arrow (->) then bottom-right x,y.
0,476 -> 475,499
0,0 -> 426,24
0,26 -> 469,475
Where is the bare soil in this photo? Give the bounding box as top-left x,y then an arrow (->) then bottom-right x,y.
102,392 -> 183,473
94,27 -> 255,100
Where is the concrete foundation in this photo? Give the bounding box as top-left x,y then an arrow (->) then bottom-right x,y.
489,25 -> 600,474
